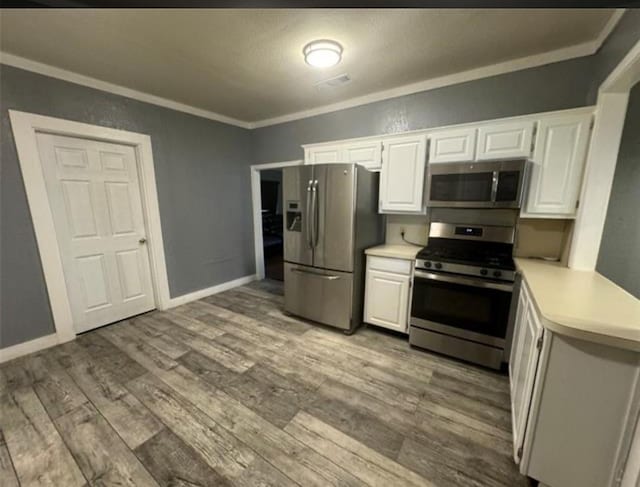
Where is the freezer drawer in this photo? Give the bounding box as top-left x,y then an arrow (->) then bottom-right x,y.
284,263 -> 353,331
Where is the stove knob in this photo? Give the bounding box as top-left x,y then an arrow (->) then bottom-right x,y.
434,263 -> 443,270
493,270 -> 502,278
424,261 -> 432,268
480,269 -> 488,276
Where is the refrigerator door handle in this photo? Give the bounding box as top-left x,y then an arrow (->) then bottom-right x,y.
312,179 -> 319,248
291,267 -> 341,280
306,179 -> 313,249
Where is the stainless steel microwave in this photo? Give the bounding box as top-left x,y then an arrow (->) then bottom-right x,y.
427,159 -> 528,209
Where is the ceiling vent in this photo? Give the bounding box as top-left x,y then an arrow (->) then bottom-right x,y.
314,73 -> 351,90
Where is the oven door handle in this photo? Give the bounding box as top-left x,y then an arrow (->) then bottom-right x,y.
414,270 -> 513,292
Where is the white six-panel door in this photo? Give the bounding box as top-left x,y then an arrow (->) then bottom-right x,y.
36,133 -> 155,333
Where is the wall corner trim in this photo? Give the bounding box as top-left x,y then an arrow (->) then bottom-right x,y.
0,334 -> 60,364
165,274 -> 258,309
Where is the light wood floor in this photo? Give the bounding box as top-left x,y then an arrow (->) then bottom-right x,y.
1,280 -> 531,487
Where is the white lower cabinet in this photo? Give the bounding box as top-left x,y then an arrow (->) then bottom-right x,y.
510,278 -> 640,487
509,281 -> 543,463
363,256 -> 412,333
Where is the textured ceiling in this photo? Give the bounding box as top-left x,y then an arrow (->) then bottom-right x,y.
0,9 -> 616,123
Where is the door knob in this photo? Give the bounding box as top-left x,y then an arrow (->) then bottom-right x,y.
139,237 -> 147,244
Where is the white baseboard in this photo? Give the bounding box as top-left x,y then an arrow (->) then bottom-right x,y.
166,274 -> 258,309
0,274 -> 258,363
0,333 -> 60,363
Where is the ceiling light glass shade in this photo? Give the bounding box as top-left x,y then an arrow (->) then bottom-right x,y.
303,40 -> 343,68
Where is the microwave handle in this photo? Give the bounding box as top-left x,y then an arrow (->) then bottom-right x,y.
414,270 -> 513,292
490,170 -> 499,203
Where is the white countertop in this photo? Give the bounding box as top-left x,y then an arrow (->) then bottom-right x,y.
365,244 -> 422,260
515,258 -> 640,352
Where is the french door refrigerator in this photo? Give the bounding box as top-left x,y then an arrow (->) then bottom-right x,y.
282,163 -> 383,333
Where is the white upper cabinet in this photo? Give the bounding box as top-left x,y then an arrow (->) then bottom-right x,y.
343,140 -> 382,170
429,127 -> 477,163
305,144 -> 343,164
476,121 -> 534,160
379,134 -> 427,213
523,113 -> 591,218
304,140 -> 382,170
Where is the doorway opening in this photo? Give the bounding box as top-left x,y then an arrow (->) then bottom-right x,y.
260,169 -> 284,281
250,159 -> 302,282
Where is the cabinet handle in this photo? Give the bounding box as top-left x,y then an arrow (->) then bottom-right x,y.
291,268 -> 340,280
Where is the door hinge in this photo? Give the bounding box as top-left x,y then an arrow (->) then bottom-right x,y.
614,466 -> 625,486
575,199 -> 580,210
517,446 -> 523,459
536,336 -> 543,351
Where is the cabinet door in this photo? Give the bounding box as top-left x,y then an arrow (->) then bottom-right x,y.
510,284 -> 544,464
379,134 -> 427,213
364,268 -> 410,333
429,127 -> 477,163
523,113 -> 591,217
344,140 -> 382,170
305,145 -> 344,164
477,121 -> 534,160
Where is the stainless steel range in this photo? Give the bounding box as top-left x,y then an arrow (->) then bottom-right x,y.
409,221 -> 517,369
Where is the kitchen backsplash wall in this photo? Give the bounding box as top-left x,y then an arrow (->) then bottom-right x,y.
514,219 -> 573,262
385,211 -> 573,264
385,215 -> 429,246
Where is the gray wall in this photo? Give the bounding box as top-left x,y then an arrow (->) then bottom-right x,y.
251,10 -> 640,164
0,64 -> 254,348
596,82 -> 640,298
588,10 -> 640,103
251,56 -> 595,163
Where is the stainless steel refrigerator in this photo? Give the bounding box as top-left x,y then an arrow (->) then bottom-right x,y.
282,163 -> 383,333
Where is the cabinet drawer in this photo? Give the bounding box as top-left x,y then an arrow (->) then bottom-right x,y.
367,255 -> 412,275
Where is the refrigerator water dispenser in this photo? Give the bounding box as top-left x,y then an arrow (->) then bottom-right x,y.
286,201 -> 302,232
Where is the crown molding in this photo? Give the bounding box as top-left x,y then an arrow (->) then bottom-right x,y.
0,52 -> 252,129
595,9 -> 626,49
249,9 -> 625,128
0,9 -> 625,130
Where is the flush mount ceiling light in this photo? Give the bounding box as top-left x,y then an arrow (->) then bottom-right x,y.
303,40 -> 343,68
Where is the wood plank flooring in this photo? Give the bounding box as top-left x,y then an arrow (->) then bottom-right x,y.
0,279 -> 531,487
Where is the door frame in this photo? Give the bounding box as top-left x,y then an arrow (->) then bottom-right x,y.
250,159 -> 303,280
9,110 -> 171,344
569,38 -> 640,269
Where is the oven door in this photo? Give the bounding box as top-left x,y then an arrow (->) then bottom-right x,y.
410,270 -> 513,347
